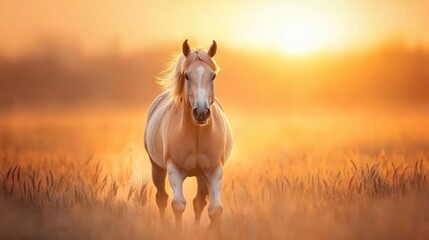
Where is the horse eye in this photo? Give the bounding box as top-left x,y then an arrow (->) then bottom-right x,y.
185,73 -> 190,80
211,74 -> 216,81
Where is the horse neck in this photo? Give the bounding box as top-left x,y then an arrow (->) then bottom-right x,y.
175,99 -> 193,126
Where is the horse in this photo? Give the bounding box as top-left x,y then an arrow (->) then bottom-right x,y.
144,40 -> 233,228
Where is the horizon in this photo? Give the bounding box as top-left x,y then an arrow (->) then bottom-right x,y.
1,36 -> 428,60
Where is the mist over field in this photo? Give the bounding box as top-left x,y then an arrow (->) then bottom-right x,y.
1,41 -> 428,113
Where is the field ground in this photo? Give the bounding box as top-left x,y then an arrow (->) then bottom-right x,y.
1,107 -> 429,239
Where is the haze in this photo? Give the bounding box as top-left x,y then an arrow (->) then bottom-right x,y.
1,0 -> 429,56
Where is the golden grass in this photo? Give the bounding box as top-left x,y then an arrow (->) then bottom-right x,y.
1,108 -> 429,239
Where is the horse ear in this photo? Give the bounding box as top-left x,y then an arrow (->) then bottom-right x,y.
208,40 -> 217,57
182,39 -> 190,57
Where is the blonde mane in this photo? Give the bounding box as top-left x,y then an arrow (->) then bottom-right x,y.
156,49 -> 220,101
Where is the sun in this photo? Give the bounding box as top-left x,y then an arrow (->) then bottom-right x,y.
279,22 -> 325,55
234,4 -> 342,56
276,7 -> 341,56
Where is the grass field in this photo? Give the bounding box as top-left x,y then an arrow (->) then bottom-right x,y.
1,108 -> 429,239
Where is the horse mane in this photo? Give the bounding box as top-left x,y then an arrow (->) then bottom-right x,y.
156,49 -> 220,101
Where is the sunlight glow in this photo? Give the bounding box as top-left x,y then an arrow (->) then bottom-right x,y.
1,0 -> 427,56
234,4 -> 343,55
280,23 -> 322,55
279,5 -> 340,55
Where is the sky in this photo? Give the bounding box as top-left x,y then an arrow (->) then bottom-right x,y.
0,0 -> 428,56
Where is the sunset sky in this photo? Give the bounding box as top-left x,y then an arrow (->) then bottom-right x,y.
0,0 -> 428,56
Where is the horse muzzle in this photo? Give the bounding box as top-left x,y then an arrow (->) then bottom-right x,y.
192,107 -> 211,125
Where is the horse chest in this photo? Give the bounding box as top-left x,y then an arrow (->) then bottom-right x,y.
167,125 -> 224,171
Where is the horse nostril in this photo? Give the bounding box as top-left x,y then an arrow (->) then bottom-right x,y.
193,107 -> 210,122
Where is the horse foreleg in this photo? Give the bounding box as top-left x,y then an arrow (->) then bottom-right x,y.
151,160 -> 168,219
193,176 -> 208,224
167,161 -> 186,226
204,164 -> 223,229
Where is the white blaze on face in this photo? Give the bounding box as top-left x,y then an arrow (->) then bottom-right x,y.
195,66 -> 208,108
197,88 -> 207,107
196,66 -> 205,79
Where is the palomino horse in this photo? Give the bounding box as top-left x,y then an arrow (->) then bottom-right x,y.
144,40 -> 233,227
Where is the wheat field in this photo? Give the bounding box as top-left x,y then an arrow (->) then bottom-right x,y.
1,108 -> 428,239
